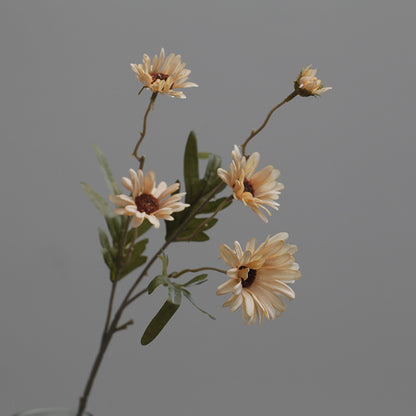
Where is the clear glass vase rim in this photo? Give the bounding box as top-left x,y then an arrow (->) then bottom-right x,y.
12,408 -> 93,416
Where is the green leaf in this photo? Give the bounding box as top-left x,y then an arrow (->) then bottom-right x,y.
176,217 -> 218,241
129,239 -> 148,258
105,215 -> 122,242
117,254 -> 147,281
98,227 -> 111,251
93,144 -> 121,195
140,300 -> 180,345
198,152 -> 210,159
182,274 -> 208,287
81,182 -> 111,217
182,289 -> 215,320
103,251 -> 115,270
198,197 -> 232,214
183,131 -> 201,203
148,274 -> 170,294
201,154 -> 222,194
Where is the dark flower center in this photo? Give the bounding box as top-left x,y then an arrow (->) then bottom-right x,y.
135,194 -> 159,214
151,72 -> 169,83
239,266 -> 257,288
243,179 -> 254,195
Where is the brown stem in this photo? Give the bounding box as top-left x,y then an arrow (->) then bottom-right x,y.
132,92 -> 158,165
240,90 -> 298,157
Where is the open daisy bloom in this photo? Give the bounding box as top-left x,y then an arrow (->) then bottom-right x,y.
217,233 -> 301,325
130,48 -> 198,99
217,145 -> 284,222
294,65 -> 332,97
109,169 -> 189,229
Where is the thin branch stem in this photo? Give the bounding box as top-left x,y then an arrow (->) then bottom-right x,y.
169,267 -> 227,279
125,287 -> 148,307
115,319 -> 134,332
132,92 -> 158,165
240,90 -> 298,156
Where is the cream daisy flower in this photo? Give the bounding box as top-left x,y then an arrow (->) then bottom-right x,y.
294,65 -> 332,97
217,145 -> 284,222
130,48 -> 198,99
217,233 -> 301,325
109,169 -> 189,229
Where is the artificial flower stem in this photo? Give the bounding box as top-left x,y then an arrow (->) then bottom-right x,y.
241,90 -> 298,157
76,182 -> 224,416
131,92 -> 158,165
169,267 -> 227,279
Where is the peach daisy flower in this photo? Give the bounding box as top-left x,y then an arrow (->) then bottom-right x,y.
294,65 -> 332,97
109,169 -> 189,229
217,233 -> 301,325
130,48 -> 198,99
217,145 -> 284,222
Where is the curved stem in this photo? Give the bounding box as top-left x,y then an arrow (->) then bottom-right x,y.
132,92 -> 158,165
241,90 -> 298,157
169,267 -> 227,279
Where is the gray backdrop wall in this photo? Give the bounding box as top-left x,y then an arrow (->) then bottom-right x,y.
1,1 -> 415,415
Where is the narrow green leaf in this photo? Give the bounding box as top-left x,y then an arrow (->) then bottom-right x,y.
182,289 -> 215,320
202,154 -> 222,194
92,144 -> 121,195
141,300 -> 180,345
182,274 -> 208,287
103,251 -> 115,270
129,239 -> 148,258
148,274 -> 170,294
105,215 -> 122,242
183,131 -> 200,203
198,197 -> 232,214
81,182 -> 111,217
98,227 -> 111,251
175,218 -> 218,241
117,255 -> 147,280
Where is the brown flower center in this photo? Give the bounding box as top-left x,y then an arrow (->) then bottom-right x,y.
239,266 -> 257,288
243,179 -> 254,195
135,194 -> 159,214
151,72 -> 169,83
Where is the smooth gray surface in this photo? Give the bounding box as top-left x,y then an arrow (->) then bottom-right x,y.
1,1 -> 415,415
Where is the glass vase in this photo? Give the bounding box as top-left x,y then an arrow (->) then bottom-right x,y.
13,408 -> 93,416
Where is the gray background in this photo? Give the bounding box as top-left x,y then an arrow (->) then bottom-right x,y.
1,0 -> 415,415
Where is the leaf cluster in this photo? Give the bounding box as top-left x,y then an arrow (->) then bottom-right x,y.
141,254 -> 215,345
81,145 -> 150,281
165,132 -> 231,242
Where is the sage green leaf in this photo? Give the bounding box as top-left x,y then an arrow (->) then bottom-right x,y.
117,254 -> 147,281
92,144 -> 121,195
158,252 -> 169,276
129,238 -> 148,258
148,274 -> 170,294
198,152 -> 210,159
198,197 -> 232,214
175,218 -> 218,241
81,182 -> 111,217
183,131 -> 201,203
105,215 -> 122,242
98,227 -> 111,251
182,274 -> 208,287
182,289 -> 215,320
201,154 -> 222,194
103,251 -> 115,270
140,300 -> 180,345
